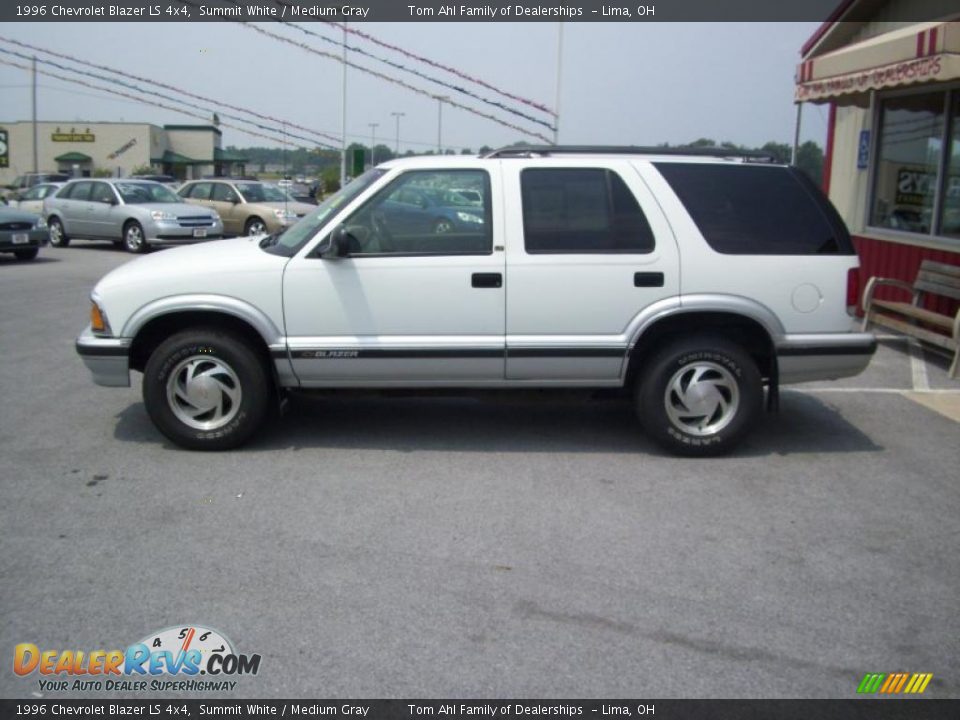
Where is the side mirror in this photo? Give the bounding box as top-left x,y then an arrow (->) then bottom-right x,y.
319,225 -> 351,259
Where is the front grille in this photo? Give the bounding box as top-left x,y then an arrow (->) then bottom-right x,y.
0,222 -> 33,231
177,216 -> 215,228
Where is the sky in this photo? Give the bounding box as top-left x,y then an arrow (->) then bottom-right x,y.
0,22 -> 830,153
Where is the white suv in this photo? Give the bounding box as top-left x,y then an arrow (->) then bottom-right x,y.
76,146 -> 876,456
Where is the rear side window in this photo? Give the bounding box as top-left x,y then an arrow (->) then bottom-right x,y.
654,163 -> 852,255
62,182 -> 92,201
520,168 -> 655,254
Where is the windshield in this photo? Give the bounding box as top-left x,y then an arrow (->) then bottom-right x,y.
115,182 -> 180,204
263,169 -> 388,257
236,182 -> 293,203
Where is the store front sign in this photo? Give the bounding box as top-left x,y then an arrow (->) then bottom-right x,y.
52,128 -> 95,142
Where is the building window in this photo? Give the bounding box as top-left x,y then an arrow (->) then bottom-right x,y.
870,89 -> 957,239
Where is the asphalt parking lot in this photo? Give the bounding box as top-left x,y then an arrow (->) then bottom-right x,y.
1,244 -> 958,700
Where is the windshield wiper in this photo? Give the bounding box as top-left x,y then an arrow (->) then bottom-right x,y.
258,231 -> 284,248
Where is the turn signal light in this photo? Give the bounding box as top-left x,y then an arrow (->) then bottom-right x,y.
90,301 -> 108,334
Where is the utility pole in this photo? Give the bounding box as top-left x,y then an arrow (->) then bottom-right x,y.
340,22 -> 348,188
391,112 -> 405,155
32,55 -> 38,173
368,122 -> 379,167
553,23 -> 563,145
435,96 -> 449,154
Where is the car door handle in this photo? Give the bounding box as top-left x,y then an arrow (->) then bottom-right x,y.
634,272 -> 665,288
472,273 -> 502,289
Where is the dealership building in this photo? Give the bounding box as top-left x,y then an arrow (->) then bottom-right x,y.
0,121 -> 247,183
794,4 -> 959,314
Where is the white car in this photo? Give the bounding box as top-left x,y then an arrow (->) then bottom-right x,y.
9,182 -> 64,214
76,146 -> 876,455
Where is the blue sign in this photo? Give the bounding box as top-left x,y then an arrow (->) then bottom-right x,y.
857,130 -> 870,170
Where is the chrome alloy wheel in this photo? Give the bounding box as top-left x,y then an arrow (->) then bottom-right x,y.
49,220 -> 63,245
165,355 -> 242,431
247,219 -> 267,236
125,224 -> 145,252
663,361 -> 740,437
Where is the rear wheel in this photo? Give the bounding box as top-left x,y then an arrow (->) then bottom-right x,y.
48,217 -> 69,247
636,336 -> 762,457
142,329 -> 271,450
14,247 -> 39,261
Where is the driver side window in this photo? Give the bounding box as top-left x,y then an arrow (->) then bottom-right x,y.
340,169 -> 491,256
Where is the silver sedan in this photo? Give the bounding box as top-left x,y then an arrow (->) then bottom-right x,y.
44,179 -> 223,253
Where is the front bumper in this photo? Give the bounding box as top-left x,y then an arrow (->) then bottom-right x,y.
0,228 -> 49,250
76,327 -> 131,387
147,219 -> 224,243
776,332 -> 877,384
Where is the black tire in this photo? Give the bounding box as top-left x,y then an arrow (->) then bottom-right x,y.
245,217 -> 267,237
636,335 -> 762,457
14,247 -> 39,261
123,221 -> 148,254
48,217 -> 70,247
142,328 -> 271,450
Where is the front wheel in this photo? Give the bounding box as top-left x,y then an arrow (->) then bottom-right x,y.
245,217 -> 267,237
123,221 -> 148,254
636,336 -> 762,457
142,329 -> 271,450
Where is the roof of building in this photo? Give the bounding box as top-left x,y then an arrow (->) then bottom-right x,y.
150,149 -> 205,165
214,147 -> 248,162
163,124 -> 223,136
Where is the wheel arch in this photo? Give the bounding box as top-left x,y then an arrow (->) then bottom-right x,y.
125,301 -> 282,373
625,310 -> 779,391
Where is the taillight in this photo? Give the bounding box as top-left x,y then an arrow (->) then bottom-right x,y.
846,267 -> 861,316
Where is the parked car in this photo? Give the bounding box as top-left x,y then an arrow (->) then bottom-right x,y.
45,179 -> 222,253
131,174 -> 180,191
0,205 -> 48,261
287,183 -> 318,205
177,179 -> 314,236
3,173 -> 71,203
378,184 -> 485,237
8,182 -> 65,213
76,146 -> 876,455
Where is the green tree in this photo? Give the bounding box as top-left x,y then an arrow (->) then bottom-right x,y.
796,141 -> 824,186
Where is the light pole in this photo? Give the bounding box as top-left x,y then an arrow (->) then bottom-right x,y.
369,122 -> 379,167
435,96 -> 449,154
340,22 -> 348,188
391,112 -> 405,155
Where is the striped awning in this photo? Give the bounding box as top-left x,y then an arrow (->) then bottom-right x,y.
795,21 -> 960,104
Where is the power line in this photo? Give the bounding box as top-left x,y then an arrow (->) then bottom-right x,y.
322,19 -> 557,118
231,19 -> 553,143
277,21 -> 555,132
0,34 -> 341,146
0,45 -> 337,150
0,56 -> 306,149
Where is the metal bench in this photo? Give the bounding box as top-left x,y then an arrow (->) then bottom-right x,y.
861,260 -> 960,378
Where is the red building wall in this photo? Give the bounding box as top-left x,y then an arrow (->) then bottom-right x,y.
853,235 -> 960,316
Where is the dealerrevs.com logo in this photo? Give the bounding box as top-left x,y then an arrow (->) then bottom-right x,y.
14,625 -> 261,693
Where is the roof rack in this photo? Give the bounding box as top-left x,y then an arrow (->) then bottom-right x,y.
480,145 -> 775,162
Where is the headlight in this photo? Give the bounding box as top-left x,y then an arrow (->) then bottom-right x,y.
456,212 -> 483,224
150,210 -> 177,221
273,208 -> 296,219
34,217 -> 47,229
90,300 -> 112,337
210,212 -> 221,222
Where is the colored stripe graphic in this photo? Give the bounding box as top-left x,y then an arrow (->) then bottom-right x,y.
858,672 -> 933,694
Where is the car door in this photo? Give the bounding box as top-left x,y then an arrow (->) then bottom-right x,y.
210,182 -> 243,236
87,181 -> 121,239
59,181 -> 93,236
281,167 -> 506,385
501,159 -> 680,382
